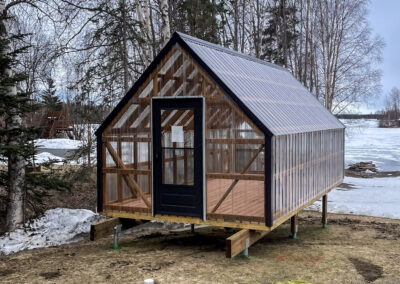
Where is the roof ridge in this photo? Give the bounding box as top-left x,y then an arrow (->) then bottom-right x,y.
176,32 -> 288,72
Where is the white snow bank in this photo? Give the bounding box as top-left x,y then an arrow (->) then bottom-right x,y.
308,176 -> 400,219
35,139 -> 82,149
0,208 -> 104,255
34,152 -> 63,164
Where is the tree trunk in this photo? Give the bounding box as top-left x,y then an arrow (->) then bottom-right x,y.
143,0 -> 153,61
233,0 -> 239,51
249,0 -> 255,56
1,1 -> 26,231
120,0 -> 130,94
160,0 -> 171,45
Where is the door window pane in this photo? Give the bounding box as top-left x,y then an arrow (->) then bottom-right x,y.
160,108 -> 195,185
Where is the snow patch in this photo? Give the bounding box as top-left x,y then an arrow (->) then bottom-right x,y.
35,139 -> 82,149
34,152 -> 63,164
307,176 -> 400,219
0,208 -> 104,255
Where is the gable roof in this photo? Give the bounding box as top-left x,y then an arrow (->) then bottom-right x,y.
96,32 -> 344,137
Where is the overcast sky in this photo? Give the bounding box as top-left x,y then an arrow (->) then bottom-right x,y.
367,0 -> 400,112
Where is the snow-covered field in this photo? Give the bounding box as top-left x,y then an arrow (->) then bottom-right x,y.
0,208 -> 104,255
343,119 -> 400,171
309,119 -> 400,219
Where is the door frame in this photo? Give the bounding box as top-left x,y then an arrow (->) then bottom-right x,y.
151,96 -> 206,220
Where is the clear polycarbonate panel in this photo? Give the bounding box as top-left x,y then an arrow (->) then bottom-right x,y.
272,129 -> 344,222
179,32 -> 344,135
205,92 -> 265,221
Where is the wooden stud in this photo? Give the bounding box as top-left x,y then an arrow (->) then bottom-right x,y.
117,140 -> 123,201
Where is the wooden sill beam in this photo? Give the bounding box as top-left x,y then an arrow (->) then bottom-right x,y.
206,173 -> 264,181
103,168 -> 151,175
90,217 -> 145,241
102,136 -> 151,142
206,138 -> 264,145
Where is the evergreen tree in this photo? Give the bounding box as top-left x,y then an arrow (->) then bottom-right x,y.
172,0 -> 223,44
1,9 -> 69,230
261,0 -> 298,66
0,8 -> 38,230
41,78 -> 62,112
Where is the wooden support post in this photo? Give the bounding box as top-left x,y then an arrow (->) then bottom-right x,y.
226,229 -> 269,258
322,194 -> 328,228
290,214 -> 298,239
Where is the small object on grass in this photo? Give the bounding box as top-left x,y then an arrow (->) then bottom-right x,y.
113,224 -> 122,250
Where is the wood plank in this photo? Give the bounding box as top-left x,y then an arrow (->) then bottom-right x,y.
117,140 -> 123,201
225,229 -> 269,258
104,211 -> 273,232
103,168 -> 151,175
206,173 -> 264,181
206,138 -> 264,145
90,217 -> 120,241
90,217 -> 144,241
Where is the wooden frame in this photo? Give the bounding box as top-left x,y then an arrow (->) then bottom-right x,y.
95,32 -> 345,248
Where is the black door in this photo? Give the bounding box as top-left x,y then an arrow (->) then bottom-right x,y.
152,98 -> 203,218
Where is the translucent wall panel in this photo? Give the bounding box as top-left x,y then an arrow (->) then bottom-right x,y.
205,93 -> 265,221
272,129 -> 344,222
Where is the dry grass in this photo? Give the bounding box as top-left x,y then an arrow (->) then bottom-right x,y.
1,211 -> 400,284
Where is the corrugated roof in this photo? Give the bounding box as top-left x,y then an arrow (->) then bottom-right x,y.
177,32 -> 344,136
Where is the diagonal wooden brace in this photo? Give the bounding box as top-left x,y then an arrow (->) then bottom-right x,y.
105,142 -> 151,208
211,145 -> 265,213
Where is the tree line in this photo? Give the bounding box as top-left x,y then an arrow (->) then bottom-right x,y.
1,0 -> 383,231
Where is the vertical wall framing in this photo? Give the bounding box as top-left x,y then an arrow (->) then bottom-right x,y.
96,134 -> 103,212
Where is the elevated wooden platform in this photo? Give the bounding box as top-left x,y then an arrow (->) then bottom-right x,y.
104,178 -> 265,223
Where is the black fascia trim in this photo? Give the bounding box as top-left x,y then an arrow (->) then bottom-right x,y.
175,35 -> 273,138
96,134 -> 103,212
95,33 -> 182,136
265,135 -> 274,227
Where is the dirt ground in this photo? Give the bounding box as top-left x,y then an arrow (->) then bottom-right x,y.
1,211 -> 399,284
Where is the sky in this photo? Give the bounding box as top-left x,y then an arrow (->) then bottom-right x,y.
365,0 -> 400,113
